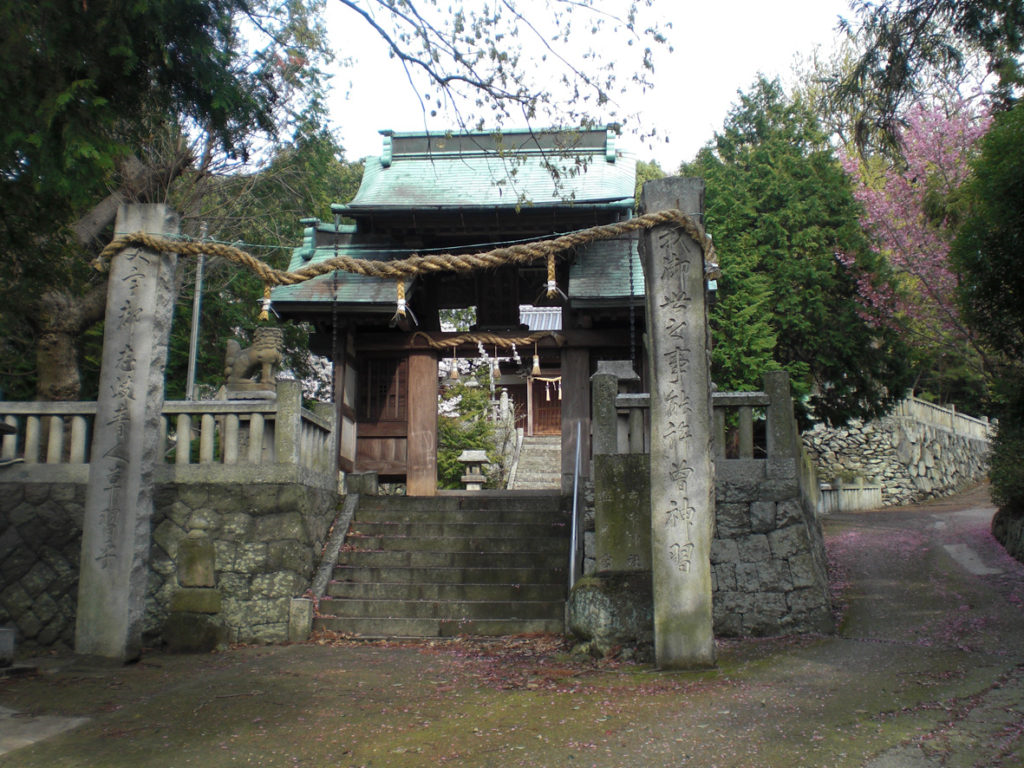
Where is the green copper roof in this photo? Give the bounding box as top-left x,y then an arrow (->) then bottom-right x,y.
272,224 -> 412,309
271,271 -> 408,310
568,238 -> 645,305
344,129 -> 636,210
271,127 -> 641,314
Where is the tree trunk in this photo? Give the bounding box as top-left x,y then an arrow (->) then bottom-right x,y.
34,285 -> 108,401
33,150 -> 193,401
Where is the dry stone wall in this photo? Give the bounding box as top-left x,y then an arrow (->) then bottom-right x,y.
803,415 -> 991,507
0,476 -> 337,650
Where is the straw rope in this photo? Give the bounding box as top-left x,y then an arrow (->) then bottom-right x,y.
410,331 -> 562,351
92,208 -> 716,320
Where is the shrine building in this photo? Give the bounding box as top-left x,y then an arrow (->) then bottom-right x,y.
271,127 -> 647,495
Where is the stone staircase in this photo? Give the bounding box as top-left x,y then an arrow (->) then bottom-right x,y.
315,492 -> 570,638
509,435 -> 562,490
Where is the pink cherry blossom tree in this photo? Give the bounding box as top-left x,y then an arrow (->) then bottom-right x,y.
843,99 -> 992,400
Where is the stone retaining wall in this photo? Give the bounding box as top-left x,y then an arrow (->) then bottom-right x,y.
712,459 -> 832,636
0,470 -> 338,650
577,454 -> 833,640
572,370 -> 833,651
803,415 -> 991,507
0,481 -> 84,648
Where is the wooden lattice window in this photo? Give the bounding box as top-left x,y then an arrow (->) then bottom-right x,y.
359,357 -> 408,422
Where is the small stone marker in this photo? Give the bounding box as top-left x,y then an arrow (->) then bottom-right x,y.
75,204 -> 179,661
639,178 -> 716,669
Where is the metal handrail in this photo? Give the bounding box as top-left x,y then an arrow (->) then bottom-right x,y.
568,420 -> 583,593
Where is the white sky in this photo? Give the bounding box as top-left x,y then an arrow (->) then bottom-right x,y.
323,0 -> 854,171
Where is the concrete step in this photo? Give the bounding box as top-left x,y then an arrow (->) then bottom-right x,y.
349,520 -> 569,539
326,581 -> 566,601
336,549 -> 567,570
318,492 -> 570,639
344,534 -> 568,555
357,492 -> 563,510
512,472 -> 562,490
317,597 -> 564,621
313,616 -> 565,638
329,564 -> 567,586
514,480 -> 562,490
514,466 -> 561,479
511,437 -> 562,491
356,495 -> 565,524
513,463 -> 562,476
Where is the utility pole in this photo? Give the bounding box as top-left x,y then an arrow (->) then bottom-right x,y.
185,222 -> 207,401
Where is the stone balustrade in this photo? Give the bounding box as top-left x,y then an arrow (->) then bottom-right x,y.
893,396 -> 994,441
0,381 -> 334,479
0,380 -> 339,650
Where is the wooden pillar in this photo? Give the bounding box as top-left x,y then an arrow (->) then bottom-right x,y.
560,347 -> 590,493
333,326 -> 357,475
406,349 -> 438,496
526,375 -> 535,436
639,178 -> 716,670
76,204 -> 179,661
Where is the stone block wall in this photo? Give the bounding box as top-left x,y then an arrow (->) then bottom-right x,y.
0,472 -> 338,650
804,416 -> 991,507
148,480 -> 338,645
578,458 -> 833,638
0,481 -> 85,648
712,461 -> 833,636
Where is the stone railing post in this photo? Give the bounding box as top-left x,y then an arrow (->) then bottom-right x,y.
763,371 -> 799,465
591,361 -> 650,575
312,402 -> 336,475
640,177 -> 716,670
591,370 -> 619,457
274,380 -> 303,466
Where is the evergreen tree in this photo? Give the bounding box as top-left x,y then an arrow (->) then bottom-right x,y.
832,0 -> 1024,154
685,78 -> 913,426
951,101 -> 1024,514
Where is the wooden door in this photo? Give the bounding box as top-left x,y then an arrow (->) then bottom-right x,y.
356,356 -> 408,477
531,377 -> 561,435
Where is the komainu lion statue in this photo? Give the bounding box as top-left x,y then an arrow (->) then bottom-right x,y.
224,327 -> 284,393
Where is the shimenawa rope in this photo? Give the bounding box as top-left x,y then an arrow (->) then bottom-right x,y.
93,209 -> 716,322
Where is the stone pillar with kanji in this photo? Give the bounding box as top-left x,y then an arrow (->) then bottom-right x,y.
639,178 -> 716,669
75,204 -> 179,661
